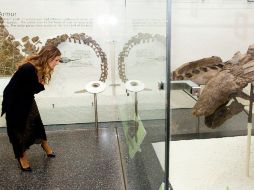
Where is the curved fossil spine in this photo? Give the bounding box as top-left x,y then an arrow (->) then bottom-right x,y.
45,33 -> 108,82
117,33 -> 166,83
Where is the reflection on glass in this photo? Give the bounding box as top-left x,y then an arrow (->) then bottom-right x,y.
125,114 -> 146,159
122,80 -> 146,159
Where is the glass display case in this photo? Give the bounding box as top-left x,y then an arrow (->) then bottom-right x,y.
170,0 -> 254,190
4,0 -> 254,189
0,0 -> 170,189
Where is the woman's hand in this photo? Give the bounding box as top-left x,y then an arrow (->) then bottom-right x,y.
38,76 -> 45,85
40,80 -> 45,85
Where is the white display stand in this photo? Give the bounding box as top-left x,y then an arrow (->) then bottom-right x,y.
125,79 -> 145,122
85,81 -> 106,130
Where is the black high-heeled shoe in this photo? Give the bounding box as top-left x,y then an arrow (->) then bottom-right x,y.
18,159 -> 32,172
41,144 -> 56,158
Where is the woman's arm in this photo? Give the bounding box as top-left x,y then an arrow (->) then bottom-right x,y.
16,63 -> 45,94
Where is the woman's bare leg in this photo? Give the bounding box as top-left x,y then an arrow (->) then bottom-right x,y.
19,152 -> 30,168
41,140 -> 53,154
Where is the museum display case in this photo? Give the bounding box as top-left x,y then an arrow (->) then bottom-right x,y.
3,0 -> 254,189
0,0 -> 170,189
169,0 -> 254,189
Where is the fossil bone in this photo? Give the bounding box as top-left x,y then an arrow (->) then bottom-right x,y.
45,33 -> 108,82
191,45 -> 254,127
0,16 -> 24,76
0,16 -> 107,81
173,44 -> 254,128
172,56 -> 223,85
118,33 -> 166,82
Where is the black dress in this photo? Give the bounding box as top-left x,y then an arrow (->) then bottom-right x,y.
1,63 -> 46,158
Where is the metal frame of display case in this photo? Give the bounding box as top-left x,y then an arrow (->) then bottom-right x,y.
166,1 -> 254,188
166,0 -> 172,189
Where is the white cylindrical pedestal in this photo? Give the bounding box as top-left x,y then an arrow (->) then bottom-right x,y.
125,80 -> 145,127
85,81 -> 106,131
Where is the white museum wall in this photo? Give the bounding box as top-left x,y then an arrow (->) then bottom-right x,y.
0,0 -> 167,126
172,0 -> 254,70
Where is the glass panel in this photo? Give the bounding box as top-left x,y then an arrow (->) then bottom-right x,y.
0,0 -> 168,189
171,0 -> 254,189
116,1 -> 168,189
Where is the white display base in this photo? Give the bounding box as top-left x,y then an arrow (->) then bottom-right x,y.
0,93 -> 166,127
0,89 -> 195,127
153,136 -> 254,190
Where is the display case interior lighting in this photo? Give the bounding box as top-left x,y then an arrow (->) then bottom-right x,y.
96,15 -> 118,26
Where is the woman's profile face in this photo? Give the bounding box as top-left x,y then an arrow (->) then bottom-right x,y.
48,56 -> 61,70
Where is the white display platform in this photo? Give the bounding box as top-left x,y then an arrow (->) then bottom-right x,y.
153,136 -> 254,190
0,88 -> 196,127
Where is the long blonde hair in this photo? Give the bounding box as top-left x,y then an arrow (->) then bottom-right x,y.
18,45 -> 61,84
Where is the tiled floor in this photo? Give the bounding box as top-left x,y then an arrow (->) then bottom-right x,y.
0,108 -> 253,190
0,127 -> 125,190
0,122 -> 165,190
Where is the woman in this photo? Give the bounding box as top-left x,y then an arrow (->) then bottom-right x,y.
1,45 -> 61,172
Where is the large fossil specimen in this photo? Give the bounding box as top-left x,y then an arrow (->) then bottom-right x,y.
172,56 -> 223,85
0,16 -> 23,76
118,33 -> 166,82
173,45 -> 254,128
0,16 -> 108,81
21,35 -> 41,55
45,33 -> 108,82
0,16 -> 43,76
